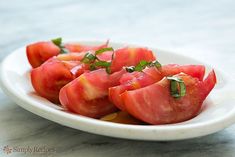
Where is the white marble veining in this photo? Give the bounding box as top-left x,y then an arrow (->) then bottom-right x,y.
0,0 -> 235,156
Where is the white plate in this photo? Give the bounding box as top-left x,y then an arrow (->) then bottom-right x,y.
1,41 -> 235,141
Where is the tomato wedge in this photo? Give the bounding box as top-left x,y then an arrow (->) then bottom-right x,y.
121,70 -> 216,124
26,41 -> 108,68
110,47 -> 156,72
109,64 -> 205,111
64,41 -> 108,53
59,69 -> 126,118
27,42 -> 60,68
31,58 -> 80,103
160,64 -> 205,81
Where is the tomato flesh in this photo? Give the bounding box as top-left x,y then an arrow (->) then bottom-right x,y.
31,58 -> 80,103
27,41 -> 109,68
109,65 -> 205,111
121,70 -> 216,124
27,42 -> 60,68
110,47 -> 156,72
64,41 -> 108,53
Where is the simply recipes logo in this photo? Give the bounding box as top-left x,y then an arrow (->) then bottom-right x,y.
0,145 -> 56,155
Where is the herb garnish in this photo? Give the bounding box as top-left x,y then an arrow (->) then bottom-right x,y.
81,47 -> 114,74
167,76 -> 186,98
125,60 -> 162,73
51,37 -> 69,54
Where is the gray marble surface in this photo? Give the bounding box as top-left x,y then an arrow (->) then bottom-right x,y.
0,0 -> 235,156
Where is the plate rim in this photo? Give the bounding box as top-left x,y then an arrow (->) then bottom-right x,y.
1,41 -> 235,141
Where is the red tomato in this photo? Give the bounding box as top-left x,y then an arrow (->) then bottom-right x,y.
56,52 -> 88,61
109,72 -> 156,111
26,42 -> 60,68
110,47 -> 156,72
121,70 -> 216,124
27,41 -> 109,68
64,41 -> 108,53
59,69 -> 126,118
160,64 -> 205,81
109,65 -> 206,111
31,58 -> 80,103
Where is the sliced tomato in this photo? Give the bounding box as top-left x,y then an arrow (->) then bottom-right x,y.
56,52 -> 88,61
100,111 -> 144,125
109,72 -> 156,111
27,41 -> 109,68
160,64 -> 205,81
31,58 -> 80,103
109,64 -> 205,111
120,70 -> 216,124
27,42 -> 60,68
59,69 -> 126,118
110,47 -> 156,72
64,41 -> 108,53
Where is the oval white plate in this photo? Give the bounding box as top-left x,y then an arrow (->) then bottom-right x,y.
1,41 -> 235,141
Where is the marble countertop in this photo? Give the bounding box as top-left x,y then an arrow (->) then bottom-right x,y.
0,0 -> 235,156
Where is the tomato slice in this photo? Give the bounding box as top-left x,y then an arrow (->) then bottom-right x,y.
120,70 -> 216,124
31,58 -> 80,103
160,64 -> 205,81
27,41 -> 109,68
27,42 -> 60,68
110,47 -> 156,72
100,111 -> 144,125
109,65 -> 205,111
59,69 -> 126,118
109,72 -> 156,111
64,41 -> 108,53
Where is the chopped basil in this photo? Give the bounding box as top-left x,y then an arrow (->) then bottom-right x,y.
60,47 -> 69,54
81,47 -> 114,74
81,53 -> 96,63
51,37 -> 62,46
149,60 -> 161,68
167,76 -> 186,98
105,66 -> 111,74
125,60 -> 162,73
125,66 -> 136,73
51,37 -> 69,54
94,61 -> 111,67
89,64 -> 96,71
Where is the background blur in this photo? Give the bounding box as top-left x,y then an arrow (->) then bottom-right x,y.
0,0 -> 235,157
1,0 -> 234,73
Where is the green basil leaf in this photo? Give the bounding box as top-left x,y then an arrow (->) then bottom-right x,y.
81,53 -> 96,63
125,66 -> 135,73
89,64 -> 96,71
95,47 -> 114,55
167,76 -> 186,98
60,48 -> 69,54
51,37 -> 62,47
179,81 -> 186,97
150,60 -> 161,68
94,61 -> 111,67
105,66 -> 111,74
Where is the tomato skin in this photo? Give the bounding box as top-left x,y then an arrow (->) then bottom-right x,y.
56,52 -> 87,61
27,41 -> 109,68
100,111 -> 144,125
160,64 -> 205,81
59,69 -> 125,118
31,58 -> 80,103
110,47 -> 156,72
120,70 -> 216,124
64,41 -> 108,53
109,72 -> 156,111
27,42 -> 60,68
109,65 -> 205,111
